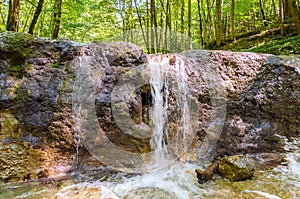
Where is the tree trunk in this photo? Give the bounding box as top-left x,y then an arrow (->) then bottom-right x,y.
145,0 -> 149,53
231,0 -> 235,40
200,0 -> 207,46
259,0 -> 267,26
288,0 -> 300,34
164,0 -> 170,52
283,0 -> 292,18
188,0 -> 192,49
173,0 -> 179,51
168,0 -> 172,51
279,0 -> 285,35
181,0 -> 185,50
216,0 -> 222,46
272,0 -> 277,17
38,10 -> 45,37
28,0 -> 44,35
197,0 -> 204,46
22,7 -> 34,32
134,0 -> 148,49
6,0 -> 20,31
150,0 -> 155,53
0,0 -> 5,25
52,0 -> 62,39
206,0 -> 214,43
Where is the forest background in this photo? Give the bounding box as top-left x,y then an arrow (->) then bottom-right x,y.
1,0 -> 300,54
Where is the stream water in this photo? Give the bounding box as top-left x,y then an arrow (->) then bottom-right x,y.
0,56 -> 300,199
1,135 -> 299,199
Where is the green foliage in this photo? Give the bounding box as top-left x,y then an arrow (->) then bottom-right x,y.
0,0 -> 298,53
51,62 -> 60,68
248,35 -> 300,55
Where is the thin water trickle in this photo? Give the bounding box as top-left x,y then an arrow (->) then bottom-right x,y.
74,56 -> 83,165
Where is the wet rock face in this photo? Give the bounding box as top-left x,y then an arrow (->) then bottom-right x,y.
183,51 -> 300,160
0,32 -> 148,181
0,32 -> 299,181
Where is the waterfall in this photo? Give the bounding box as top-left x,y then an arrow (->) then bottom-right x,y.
148,55 -> 193,169
149,61 -> 169,164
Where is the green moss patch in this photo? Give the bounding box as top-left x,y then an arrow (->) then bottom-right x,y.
248,35 -> 300,55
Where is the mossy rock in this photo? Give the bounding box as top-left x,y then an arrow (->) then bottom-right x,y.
218,155 -> 255,181
0,141 -> 46,182
0,111 -> 20,140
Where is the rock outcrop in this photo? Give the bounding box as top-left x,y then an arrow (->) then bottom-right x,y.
0,32 -> 299,181
0,32 -> 148,181
183,51 -> 300,163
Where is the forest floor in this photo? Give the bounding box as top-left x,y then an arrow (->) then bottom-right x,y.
211,24 -> 300,55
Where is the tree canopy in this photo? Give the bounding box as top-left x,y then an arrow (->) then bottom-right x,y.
0,0 -> 299,53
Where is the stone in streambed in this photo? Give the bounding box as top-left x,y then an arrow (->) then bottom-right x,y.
217,155 -> 255,181
196,155 -> 255,183
195,161 -> 219,184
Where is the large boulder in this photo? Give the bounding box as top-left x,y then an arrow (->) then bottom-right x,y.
182,51 -> 300,162
0,32 -> 148,181
0,32 -> 299,181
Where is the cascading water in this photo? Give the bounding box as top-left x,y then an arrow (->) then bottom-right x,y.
149,61 -> 169,165
148,55 -> 194,170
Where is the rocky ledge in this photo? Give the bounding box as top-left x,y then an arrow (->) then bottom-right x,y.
0,32 -> 299,182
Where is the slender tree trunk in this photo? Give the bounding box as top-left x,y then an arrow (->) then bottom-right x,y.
279,0 -> 285,35
154,4 -> 158,52
52,0 -> 62,39
288,0 -> 300,34
283,0 -> 292,19
134,0 -> 148,49
181,0 -> 185,50
129,1 -> 133,42
206,0 -> 213,43
150,0 -> 156,53
197,0 -> 204,46
224,14 -> 228,37
164,0 -> 169,52
168,0 -> 172,51
146,0 -> 150,53
216,0 -> 222,46
272,0 -> 277,17
188,0 -> 192,49
29,0 -> 44,35
173,1 -> 179,51
231,0 -> 235,40
200,0 -> 207,46
122,16 -> 126,41
38,10 -> 45,37
22,7 -> 34,32
0,0 -> 5,25
259,0 -> 267,26
6,0 -> 20,31
150,0 -> 154,52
